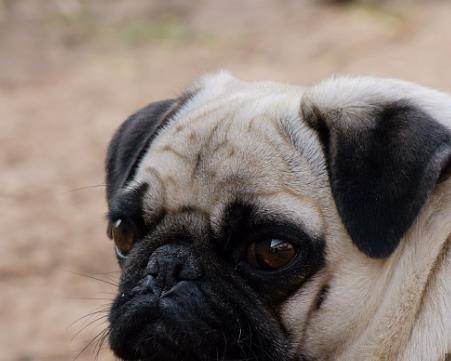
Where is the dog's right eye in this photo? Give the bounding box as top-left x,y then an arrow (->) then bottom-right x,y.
110,219 -> 135,258
246,239 -> 297,270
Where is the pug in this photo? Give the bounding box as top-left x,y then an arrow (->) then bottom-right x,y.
105,72 -> 451,361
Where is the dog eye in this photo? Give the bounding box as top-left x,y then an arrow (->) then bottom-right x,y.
110,219 -> 135,258
246,239 -> 297,270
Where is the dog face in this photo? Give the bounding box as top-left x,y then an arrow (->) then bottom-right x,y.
105,72 -> 451,361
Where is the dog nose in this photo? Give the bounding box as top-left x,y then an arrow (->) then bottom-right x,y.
145,244 -> 203,292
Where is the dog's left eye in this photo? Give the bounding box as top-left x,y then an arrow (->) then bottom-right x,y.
246,239 -> 297,270
110,219 -> 135,259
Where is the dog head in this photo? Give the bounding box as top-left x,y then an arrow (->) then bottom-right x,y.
105,72 -> 451,361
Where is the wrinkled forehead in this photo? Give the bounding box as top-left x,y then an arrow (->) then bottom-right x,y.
130,74 -> 326,236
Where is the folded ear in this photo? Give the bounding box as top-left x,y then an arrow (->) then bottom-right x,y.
301,79 -> 451,258
106,95 -> 190,205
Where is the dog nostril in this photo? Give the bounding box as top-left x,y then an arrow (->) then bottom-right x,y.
173,263 -> 183,278
145,245 -> 203,291
178,261 -> 202,280
142,275 -> 154,289
147,258 -> 159,276
134,274 -> 160,295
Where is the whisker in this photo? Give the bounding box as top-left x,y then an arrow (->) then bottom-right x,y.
85,273 -> 120,286
72,325 -> 109,361
86,271 -> 120,275
69,184 -> 106,193
70,272 -> 119,288
68,307 -> 111,329
100,274 -> 121,283
71,315 -> 108,341
67,297 -> 114,301
94,327 -> 111,361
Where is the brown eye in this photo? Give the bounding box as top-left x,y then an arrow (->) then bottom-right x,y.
246,239 -> 297,270
110,219 -> 135,258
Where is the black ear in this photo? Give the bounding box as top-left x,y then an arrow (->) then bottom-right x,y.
302,98 -> 451,258
105,98 -> 179,205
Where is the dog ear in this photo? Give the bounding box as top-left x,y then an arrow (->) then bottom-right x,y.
301,81 -> 451,258
105,96 -> 189,205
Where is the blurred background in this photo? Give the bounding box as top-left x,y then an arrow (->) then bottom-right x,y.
1,0 -> 450,360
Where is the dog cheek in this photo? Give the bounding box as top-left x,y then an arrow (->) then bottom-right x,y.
279,271 -> 330,346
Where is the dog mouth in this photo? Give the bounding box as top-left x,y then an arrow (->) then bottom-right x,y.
108,282 -> 235,361
108,278 -> 294,361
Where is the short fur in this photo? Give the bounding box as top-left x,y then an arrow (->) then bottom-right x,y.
105,71 -> 451,361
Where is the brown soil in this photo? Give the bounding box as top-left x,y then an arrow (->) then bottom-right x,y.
1,1 -> 450,360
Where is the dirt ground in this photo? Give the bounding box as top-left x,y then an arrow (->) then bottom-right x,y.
1,1 -> 451,360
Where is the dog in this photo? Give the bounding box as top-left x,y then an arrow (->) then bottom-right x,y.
104,71 -> 451,361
